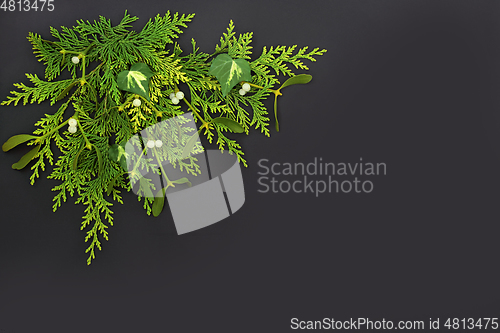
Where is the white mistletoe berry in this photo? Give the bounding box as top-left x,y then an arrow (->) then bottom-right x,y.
171,97 -> 180,105
146,140 -> 155,149
239,89 -> 246,96
71,56 -> 80,64
133,98 -> 141,107
155,140 -> 163,148
68,125 -> 77,134
242,83 -> 251,92
175,91 -> 184,100
169,92 -> 176,100
68,118 -> 77,127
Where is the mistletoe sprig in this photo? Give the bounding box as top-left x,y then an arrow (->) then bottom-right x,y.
1,11 -> 326,264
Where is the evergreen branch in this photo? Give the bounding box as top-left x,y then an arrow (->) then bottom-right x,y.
1,11 -> 326,264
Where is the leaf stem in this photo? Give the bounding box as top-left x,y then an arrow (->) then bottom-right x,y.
129,148 -> 145,176
242,81 -> 282,96
182,98 -> 209,129
77,119 -> 92,150
152,147 -> 173,187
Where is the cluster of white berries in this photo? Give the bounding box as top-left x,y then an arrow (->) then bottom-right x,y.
169,91 -> 184,105
132,98 -> 141,107
71,56 -> 80,64
146,139 -> 163,149
239,83 -> 251,96
68,118 -> 78,134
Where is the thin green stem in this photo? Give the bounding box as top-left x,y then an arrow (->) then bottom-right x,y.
152,147 -> 172,187
242,81 -> 282,96
129,149 -> 145,177
77,119 -> 92,150
60,50 -> 81,55
130,151 -> 144,175
39,118 -> 70,142
182,98 -> 209,128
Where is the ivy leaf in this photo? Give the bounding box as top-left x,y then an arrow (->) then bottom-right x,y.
117,63 -> 154,101
279,74 -> 312,90
108,143 -> 128,171
2,134 -> 38,152
212,117 -> 244,133
12,145 -> 40,170
208,54 -> 251,97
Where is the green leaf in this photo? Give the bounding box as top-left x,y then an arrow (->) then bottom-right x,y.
152,188 -> 165,217
116,63 -> 154,101
181,132 -> 200,159
152,178 -> 191,217
273,75 -> 313,132
212,117 -> 244,133
2,134 -> 38,152
279,74 -> 312,90
72,143 -> 85,171
208,54 -> 251,97
171,177 -> 192,187
56,80 -> 78,101
108,143 -> 128,171
12,145 -> 40,170
106,172 -> 123,196
139,177 -> 154,198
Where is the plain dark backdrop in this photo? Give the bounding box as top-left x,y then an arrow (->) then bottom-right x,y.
2,1 -> 500,332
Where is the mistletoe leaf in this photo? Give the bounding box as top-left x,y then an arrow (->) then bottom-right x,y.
72,143 -> 85,171
106,172 -> 123,196
108,143 -> 128,171
2,134 -> 38,152
152,188 -> 165,217
279,74 -> 312,90
212,117 -> 245,133
12,145 -> 40,170
56,80 -> 79,101
117,63 -> 154,101
208,54 -> 251,97
171,177 -> 192,187
181,132 -> 201,160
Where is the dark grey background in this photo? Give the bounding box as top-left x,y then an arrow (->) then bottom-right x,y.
1,1 -> 500,332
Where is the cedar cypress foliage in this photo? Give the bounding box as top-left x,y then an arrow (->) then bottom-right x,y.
2,11 -> 326,264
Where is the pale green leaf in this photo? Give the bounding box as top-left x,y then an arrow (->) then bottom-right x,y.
212,117 -> 244,133
2,134 -> 38,152
12,145 -> 40,170
117,63 -> 154,100
279,74 -> 312,90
